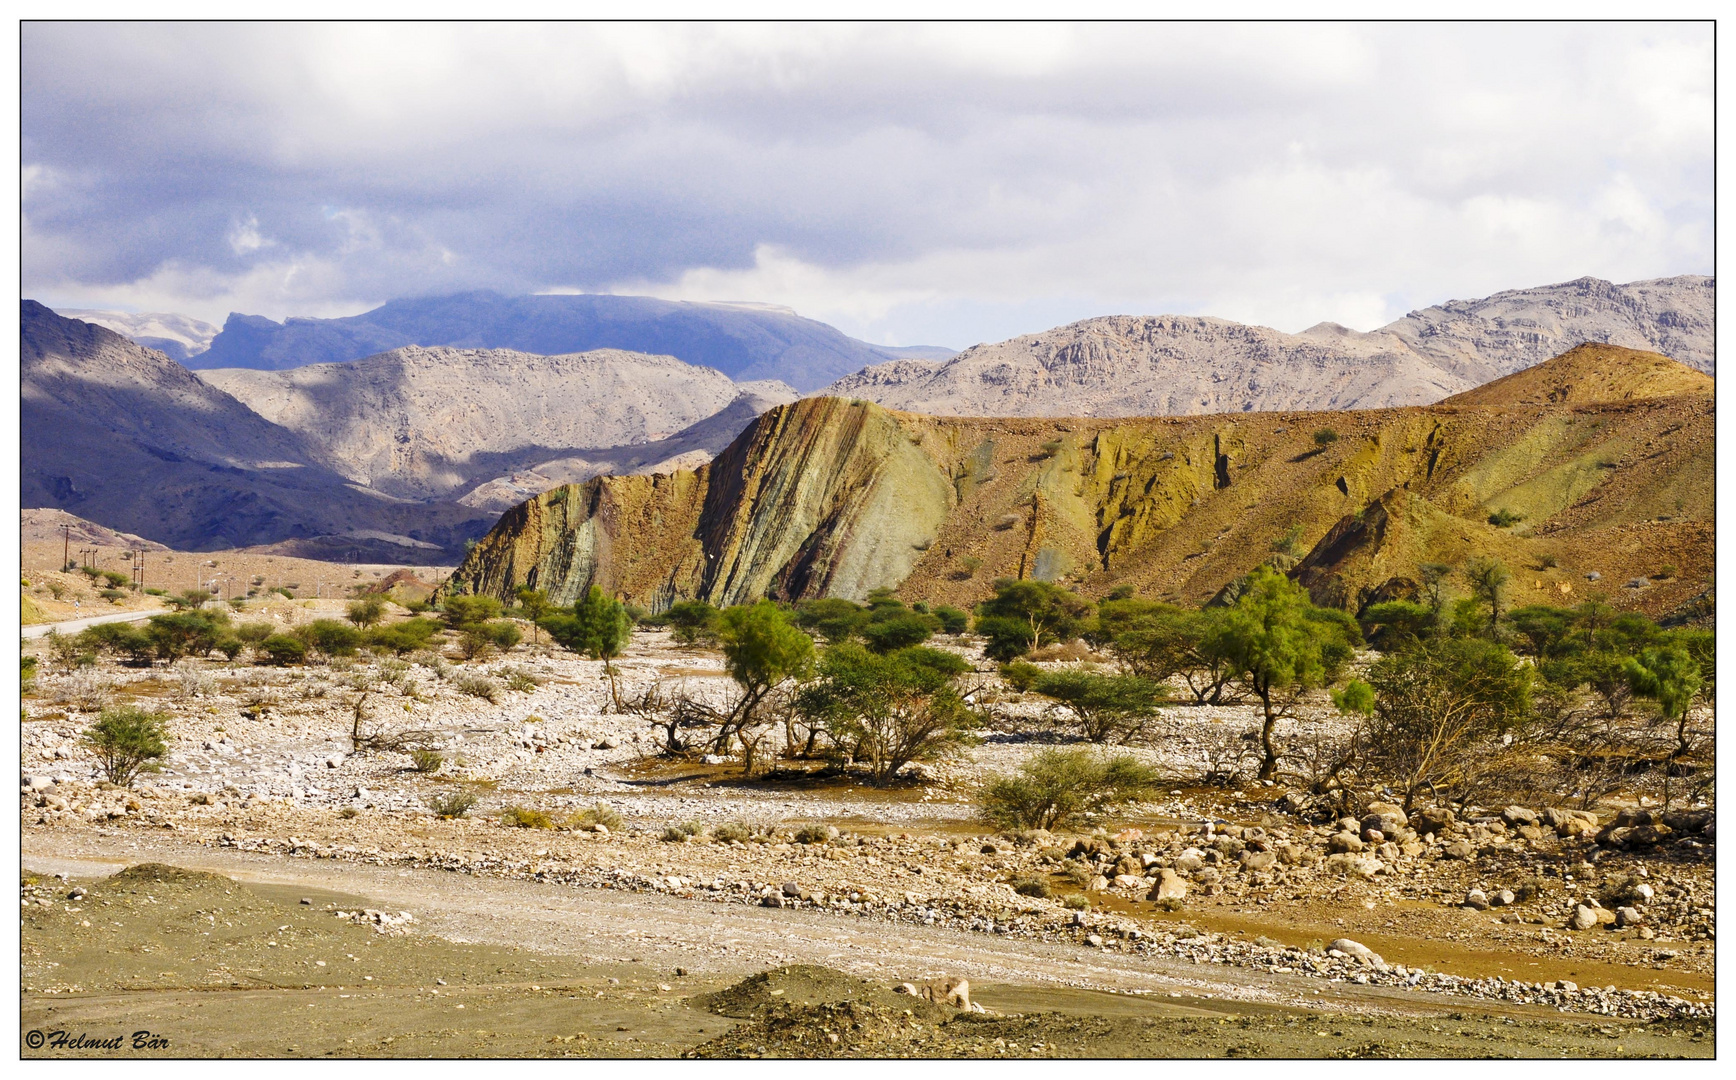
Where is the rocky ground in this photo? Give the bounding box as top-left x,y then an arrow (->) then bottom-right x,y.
19,608 -> 1717,1057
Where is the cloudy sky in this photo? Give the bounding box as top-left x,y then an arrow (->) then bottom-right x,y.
22,21 -> 1712,349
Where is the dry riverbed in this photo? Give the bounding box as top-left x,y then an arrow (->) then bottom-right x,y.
19,618 -> 1717,1057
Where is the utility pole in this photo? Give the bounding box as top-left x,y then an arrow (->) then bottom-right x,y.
61,523 -> 71,572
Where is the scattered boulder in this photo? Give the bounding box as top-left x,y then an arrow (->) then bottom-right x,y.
1327,938 -> 1387,970
1148,869 -> 1188,902
1463,888 -> 1490,911
1239,850 -> 1276,873
1328,832 -> 1364,854
1174,848 -> 1206,873
1491,889 -> 1516,907
1543,807 -> 1599,838
1411,807 -> 1455,837
1441,841 -> 1475,860
1615,906 -> 1646,928
1362,802 -> 1408,835
1501,806 -> 1540,828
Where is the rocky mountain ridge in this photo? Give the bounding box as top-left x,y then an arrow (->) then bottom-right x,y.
200,346 -> 797,502
20,301 -> 491,557
826,275 -> 1712,417
446,344 -> 1712,621
178,290 -> 955,391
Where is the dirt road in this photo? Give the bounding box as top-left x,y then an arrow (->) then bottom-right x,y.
16,832 -> 1621,1021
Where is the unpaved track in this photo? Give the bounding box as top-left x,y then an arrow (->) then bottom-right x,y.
23,832 -> 1580,1022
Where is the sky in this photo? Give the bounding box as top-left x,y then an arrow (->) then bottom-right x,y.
21,21 -> 1713,350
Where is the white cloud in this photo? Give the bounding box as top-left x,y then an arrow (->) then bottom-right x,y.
22,21 -> 1712,348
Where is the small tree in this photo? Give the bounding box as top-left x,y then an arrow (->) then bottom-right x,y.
1030,670 -> 1167,744
83,705 -> 170,785
1312,427 -> 1339,448
442,594 -> 502,629
977,747 -> 1159,831
1359,637 -> 1532,812
542,586 -> 634,708
347,597 -> 386,627
1216,566 -> 1359,780
1625,646 -> 1702,762
664,600 -> 721,646
797,643 -> 978,780
1460,557 -> 1510,639
514,587 -> 553,644
711,601 -> 813,761
974,578 -> 1092,660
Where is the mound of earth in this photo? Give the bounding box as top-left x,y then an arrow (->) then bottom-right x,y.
695,965 -> 951,1021
691,1000 -> 1712,1059
1441,343 -> 1713,408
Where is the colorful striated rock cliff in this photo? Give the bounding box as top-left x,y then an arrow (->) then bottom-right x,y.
443,345 -> 1712,620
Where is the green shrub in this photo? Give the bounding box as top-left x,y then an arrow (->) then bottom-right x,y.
442,595 -> 503,628
664,600 -> 721,645
1031,669 -> 1167,743
570,802 -> 623,831
711,820 -> 752,843
146,610 -> 230,660
974,579 -> 1092,661
455,674 -> 500,703
235,621 -> 275,644
932,605 -> 970,635
861,612 -> 934,653
99,588 -> 128,603
428,789 -> 478,819
502,667 -> 541,693
659,825 -> 690,843
299,619 -> 362,658
500,805 -> 554,829
101,570 -> 131,589
794,598 -> 869,644
1063,893 -> 1090,911
259,634 -> 308,666
213,636 -> 244,661
143,587 -> 167,597
794,824 -> 834,845
977,747 -> 1160,831
364,617 -> 442,655
78,622 -> 155,664
409,747 -> 444,773
1012,876 -> 1052,899
1312,428 -> 1339,447
1487,508 -> 1524,528
22,655 -> 39,694
82,705 -> 170,786
999,660 -> 1042,692
460,619 -> 521,659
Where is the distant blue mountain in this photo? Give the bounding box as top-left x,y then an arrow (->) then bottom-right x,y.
188,291 -> 953,392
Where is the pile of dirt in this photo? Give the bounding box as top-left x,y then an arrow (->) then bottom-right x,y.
695,965 -> 950,1021
692,1003 -> 1714,1059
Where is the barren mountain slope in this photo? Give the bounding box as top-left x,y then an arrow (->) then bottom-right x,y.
1440,342 -> 1713,408
446,345 -> 1711,620
186,290 -> 955,391
827,275 -> 1712,417
21,302 -> 490,556
827,315 -> 1459,417
200,347 -> 789,500
1382,274 -> 1714,381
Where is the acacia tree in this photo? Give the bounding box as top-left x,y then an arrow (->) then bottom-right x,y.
711,601 -> 813,763
973,579 -> 1093,660
1460,557 -> 1511,639
1360,637 -> 1532,812
1625,645 -> 1703,805
1031,669 -> 1167,744
515,587 -> 553,645
542,586 -> 634,708
797,643 -> 978,780
1216,566 -> 1358,780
